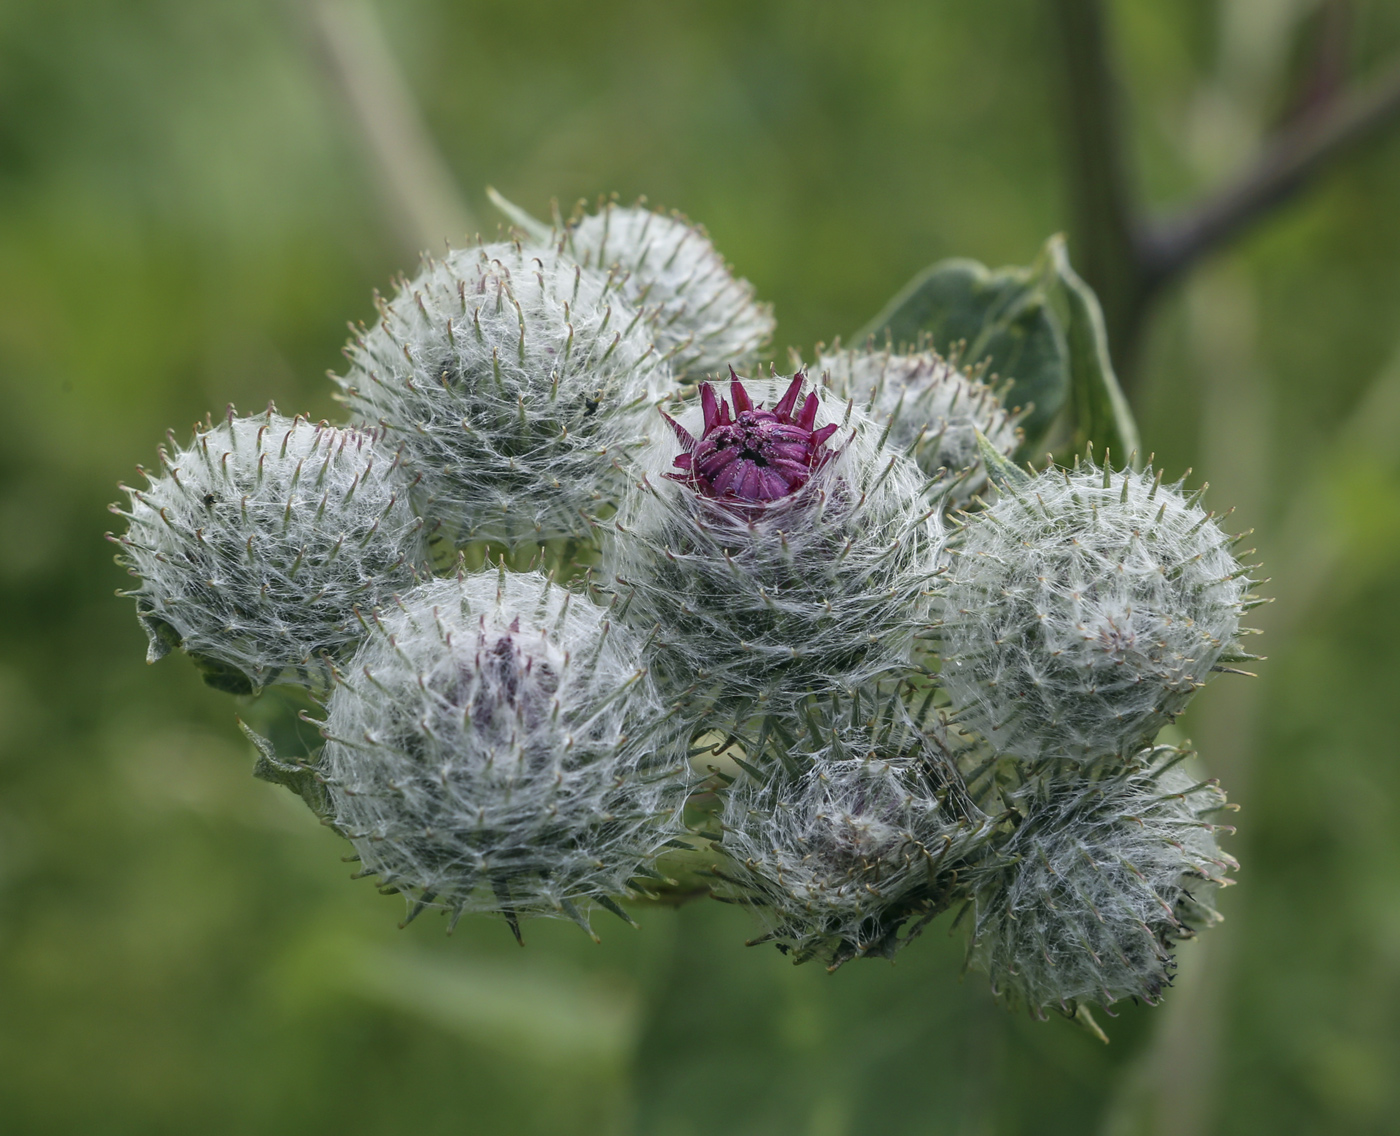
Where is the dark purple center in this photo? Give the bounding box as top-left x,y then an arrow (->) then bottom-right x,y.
662,371 -> 839,504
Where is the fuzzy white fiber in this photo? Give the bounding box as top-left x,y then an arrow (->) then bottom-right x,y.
318,571 -> 691,932
334,241 -> 671,549
970,753 -> 1236,1012
939,460 -> 1250,761
714,697 -> 991,965
817,347 -> 1021,508
113,410 -> 427,692
566,204 -> 774,378
605,376 -> 943,727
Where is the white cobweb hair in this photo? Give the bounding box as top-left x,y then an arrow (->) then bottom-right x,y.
938,456 -> 1256,762
968,750 -> 1237,1014
816,345 -> 1022,509
710,694 -> 992,968
565,201 -> 775,378
332,241 -> 672,551
280,569 -> 692,938
603,375 -> 943,731
110,407 -> 428,693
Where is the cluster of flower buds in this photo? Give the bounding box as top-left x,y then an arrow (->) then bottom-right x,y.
113,195 -> 1259,1027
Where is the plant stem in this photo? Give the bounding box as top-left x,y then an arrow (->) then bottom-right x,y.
1050,0 -> 1400,394
297,0 -> 477,254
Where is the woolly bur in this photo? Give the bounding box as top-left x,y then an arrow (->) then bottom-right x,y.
110,408 -> 428,693
938,452 -> 1260,762
254,570 -> 692,937
706,693 -> 993,968
604,373 -> 943,727
563,201 -> 775,378
818,345 -> 1022,508
967,750 -> 1237,1015
334,241 -> 671,553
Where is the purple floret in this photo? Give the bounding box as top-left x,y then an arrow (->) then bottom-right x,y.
662,371 -> 839,504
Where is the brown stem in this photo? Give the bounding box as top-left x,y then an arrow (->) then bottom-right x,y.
1050,0 -> 1400,394
1141,55 -> 1400,289
1048,0 -> 1149,376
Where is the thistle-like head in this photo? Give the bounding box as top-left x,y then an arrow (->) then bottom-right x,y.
110,407 -> 427,693
300,571 -> 692,933
662,370 -> 839,504
938,458 -> 1257,762
969,751 -> 1237,1013
817,346 -> 1022,508
565,202 -> 775,376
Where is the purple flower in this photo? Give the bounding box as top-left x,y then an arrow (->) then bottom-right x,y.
662,371 -> 839,504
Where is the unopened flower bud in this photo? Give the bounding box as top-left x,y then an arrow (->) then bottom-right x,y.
819,347 -> 1021,507
969,752 -> 1236,1013
939,459 -> 1257,761
111,409 -> 427,693
309,571 -> 690,936
712,698 -> 990,966
566,202 -> 774,377
606,374 -> 941,724
334,242 -> 670,550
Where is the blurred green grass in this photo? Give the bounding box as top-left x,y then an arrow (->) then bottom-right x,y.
4,1 -> 1400,1133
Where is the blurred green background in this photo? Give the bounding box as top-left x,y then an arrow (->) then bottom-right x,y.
4,1 -> 1400,1133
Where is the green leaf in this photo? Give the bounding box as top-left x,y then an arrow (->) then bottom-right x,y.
241,718 -> 327,815
856,250 -> 1068,446
856,235 -> 1139,464
1043,236 -> 1140,466
485,187 -> 555,243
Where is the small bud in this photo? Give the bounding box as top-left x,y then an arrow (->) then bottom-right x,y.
334,242 -> 670,550
969,752 -> 1236,1013
113,412 -> 426,692
939,459 -> 1255,761
313,571 -> 691,933
713,698 -> 990,966
819,347 -> 1022,507
566,202 -> 774,377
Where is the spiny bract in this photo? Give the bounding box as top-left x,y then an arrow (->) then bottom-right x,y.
938,459 -> 1252,761
334,241 -> 671,551
605,374 -> 942,725
111,409 -> 428,693
566,202 -> 774,378
969,751 -> 1236,1013
712,697 -> 991,967
818,346 -> 1021,508
313,570 -> 691,935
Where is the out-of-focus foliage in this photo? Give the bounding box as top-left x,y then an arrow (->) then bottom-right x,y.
857,235 -> 1139,458
3,1 -> 1400,1133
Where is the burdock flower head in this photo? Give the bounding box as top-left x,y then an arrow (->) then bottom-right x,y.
113,186 -> 1255,1032
662,370 -> 839,504
606,373 -> 939,728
